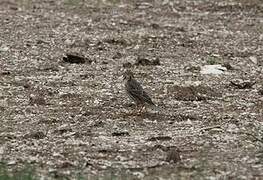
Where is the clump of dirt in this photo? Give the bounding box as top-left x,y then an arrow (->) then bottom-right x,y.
168,85 -> 221,101
230,79 -> 256,89
134,56 -> 161,66
63,53 -> 92,64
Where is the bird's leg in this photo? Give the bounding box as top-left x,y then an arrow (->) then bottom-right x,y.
138,104 -> 144,114
142,105 -> 146,112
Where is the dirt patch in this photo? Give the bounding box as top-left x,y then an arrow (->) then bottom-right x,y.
168,85 -> 221,101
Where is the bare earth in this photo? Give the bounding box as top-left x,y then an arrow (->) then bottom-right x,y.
0,0 -> 262,179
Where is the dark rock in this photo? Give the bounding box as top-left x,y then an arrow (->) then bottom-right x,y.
93,120 -> 104,127
95,41 -> 105,50
184,65 -> 201,72
135,57 -> 151,66
150,23 -> 160,29
36,39 -> 48,44
54,126 -> 72,135
9,6 -> 18,10
63,53 -> 91,64
135,56 -> 160,66
59,161 -> 75,168
84,161 -> 93,167
174,27 -> 186,32
80,73 -> 95,79
230,79 -> 256,89
98,149 -> 115,153
222,62 -> 234,70
147,136 -> 172,141
112,131 -> 129,136
123,62 -> 133,68
24,131 -> 46,139
104,38 -> 127,46
152,57 -> 161,65
21,82 -> 30,89
1,71 -> 11,75
113,52 -> 122,59
0,107 -> 5,112
101,61 -> 108,64
29,95 -> 46,105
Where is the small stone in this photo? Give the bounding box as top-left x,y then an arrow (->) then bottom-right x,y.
29,94 -> 46,105
54,124 -> 72,134
112,52 -> 122,59
151,23 -> 160,29
103,38 -> 127,45
60,161 -> 75,168
147,136 -> 172,141
249,56 -> 257,64
63,53 -> 91,64
24,131 -> 46,139
134,56 -> 160,66
132,172 -> 145,178
112,131 -> 129,136
184,65 -> 201,72
7,160 -> 16,165
230,79 -> 256,89
0,45 -> 9,52
64,39 -> 74,46
1,71 -> 11,75
123,62 -> 133,68
222,62 -> 234,70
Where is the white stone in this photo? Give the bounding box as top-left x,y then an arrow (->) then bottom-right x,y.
0,45 -> 9,52
200,65 -> 227,75
249,56 -> 257,64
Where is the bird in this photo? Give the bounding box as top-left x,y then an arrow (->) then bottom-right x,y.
123,70 -> 155,113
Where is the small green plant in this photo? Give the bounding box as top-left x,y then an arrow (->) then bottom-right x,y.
17,0 -> 32,9
206,56 -> 220,65
64,0 -> 82,6
0,163 -> 37,180
105,0 -> 121,5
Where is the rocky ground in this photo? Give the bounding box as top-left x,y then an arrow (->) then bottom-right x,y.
0,0 -> 262,179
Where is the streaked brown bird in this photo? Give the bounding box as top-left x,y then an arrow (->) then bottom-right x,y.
123,70 -> 155,112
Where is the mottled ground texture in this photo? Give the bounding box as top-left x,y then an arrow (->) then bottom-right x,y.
0,0 -> 263,179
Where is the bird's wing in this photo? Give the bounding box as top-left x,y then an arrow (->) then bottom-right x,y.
126,79 -> 144,101
128,79 -> 143,92
141,90 -> 155,106
128,79 -> 155,105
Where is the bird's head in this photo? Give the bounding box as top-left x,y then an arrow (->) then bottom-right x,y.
123,70 -> 134,80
